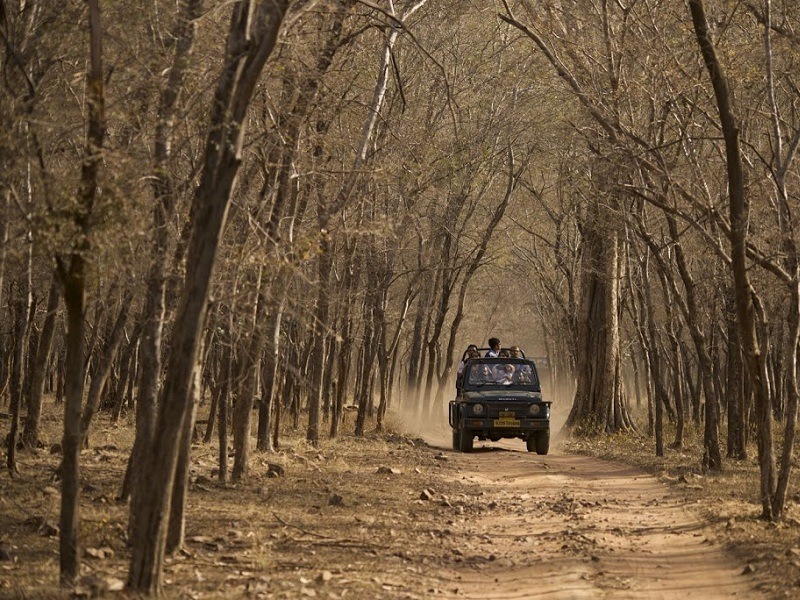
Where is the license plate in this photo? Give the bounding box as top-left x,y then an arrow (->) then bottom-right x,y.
494,418 -> 520,427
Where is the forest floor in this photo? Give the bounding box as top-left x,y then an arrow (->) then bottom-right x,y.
1,408 -> 799,599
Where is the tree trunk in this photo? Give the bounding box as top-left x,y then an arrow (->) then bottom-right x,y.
166,377 -> 199,554
22,274 -> 61,449
57,0 -> 105,582
79,289 -> 133,447
307,235 -> 331,445
642,268 -> 664,456
126,0 -> 204,532
127,3 -> 290,592
7,285 -> 30,473
762,0 -> 800,520
689,0 -> 770,505
726,292 -> 746,458
355,294 -> 378,437
59,259 -> 87,585
331,293 -> 354,439
233,288 -> 267,481
111,330 -> 140,424
217,338 -> 232,484
567,203 -> 629,433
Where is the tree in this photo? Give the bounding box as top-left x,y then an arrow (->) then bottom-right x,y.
128,1 -> 290,592
54,0 -> 106,583
688,0 -> 774,516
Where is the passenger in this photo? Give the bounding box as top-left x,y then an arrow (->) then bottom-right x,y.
457,344 -> 480,375
485,337 -> 501,357
509,346 -> 523,358
495,364 -> 515,385
471,364 -> 494,384
498,349 -> 511,358
513,366 -> 532,384
513,354 -> 533,383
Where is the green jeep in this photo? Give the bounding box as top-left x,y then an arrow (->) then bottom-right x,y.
449,356 -> 550,454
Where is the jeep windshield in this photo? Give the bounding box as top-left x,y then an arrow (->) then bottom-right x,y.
463,359 -> 540,391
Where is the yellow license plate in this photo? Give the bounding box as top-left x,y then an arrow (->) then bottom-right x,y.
494,418 -> 520,427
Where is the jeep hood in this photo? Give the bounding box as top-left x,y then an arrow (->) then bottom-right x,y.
462,390 -> 543,402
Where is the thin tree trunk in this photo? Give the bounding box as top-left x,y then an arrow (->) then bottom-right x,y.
307,236 -> 331,445
22,274 -> 61,449
166,371 -> 199,554
233,288 -> 267,481
202,370 -> 218,444
689,0 -> 769,503
79,289 -> 133,447
643,267 -> 663,457
217,339 -> 232,484
7,285 -> 30,473
355,294 -> 378,436
331,296 -> 354,439
111,331 -> 139,424
763,0 -> 800,520
58,0 -> 105,582
59,261 -> 87,584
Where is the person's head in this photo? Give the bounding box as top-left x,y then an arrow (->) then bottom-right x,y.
510,346 -> 522,358
466,344 -> 478,353
488,337 -> 500,351
468,348 -> 480,359
498,349 -> 510,358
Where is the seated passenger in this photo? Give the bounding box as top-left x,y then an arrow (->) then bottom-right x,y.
485,337 -> 501,357
469,364 -> 494,385
495,363 -> 516,385
513,366 -> 532,384
509,346 -> 523,358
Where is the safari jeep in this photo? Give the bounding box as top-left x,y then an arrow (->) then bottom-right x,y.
449,357 -> 550,454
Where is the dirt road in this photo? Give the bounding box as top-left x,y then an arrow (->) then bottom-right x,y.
1,422 -> 772,599
421,434 -> 765,600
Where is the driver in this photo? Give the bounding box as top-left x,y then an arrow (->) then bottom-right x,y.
469,364 -> 494,385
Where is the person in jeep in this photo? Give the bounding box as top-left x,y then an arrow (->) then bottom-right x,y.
495,363 -> 515,385
457,344 -> 480,375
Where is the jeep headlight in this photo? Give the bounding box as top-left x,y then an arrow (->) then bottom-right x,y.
472,403 -> 485,415
528,404 -> 541,415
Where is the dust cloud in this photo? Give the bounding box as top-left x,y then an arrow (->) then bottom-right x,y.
391,383 -> 453,449
391,374 -> 574,451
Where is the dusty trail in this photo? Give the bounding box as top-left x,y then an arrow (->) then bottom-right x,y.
420,433 -> 764,600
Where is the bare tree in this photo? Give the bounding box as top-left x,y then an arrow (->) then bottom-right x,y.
56,0 -> 106,583
688,0 -> 774,516
128,2 -> 291,592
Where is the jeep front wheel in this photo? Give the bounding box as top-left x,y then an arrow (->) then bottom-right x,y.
526,430 -> 549,455
458,428 -> 473,452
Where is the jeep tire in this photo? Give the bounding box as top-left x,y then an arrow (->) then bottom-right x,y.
527,430 -> 549,455
458,428 -> 473,452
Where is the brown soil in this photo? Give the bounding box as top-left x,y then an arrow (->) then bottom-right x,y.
0,412 -> 791,599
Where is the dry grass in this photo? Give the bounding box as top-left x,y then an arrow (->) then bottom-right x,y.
0,406 -> 466,599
